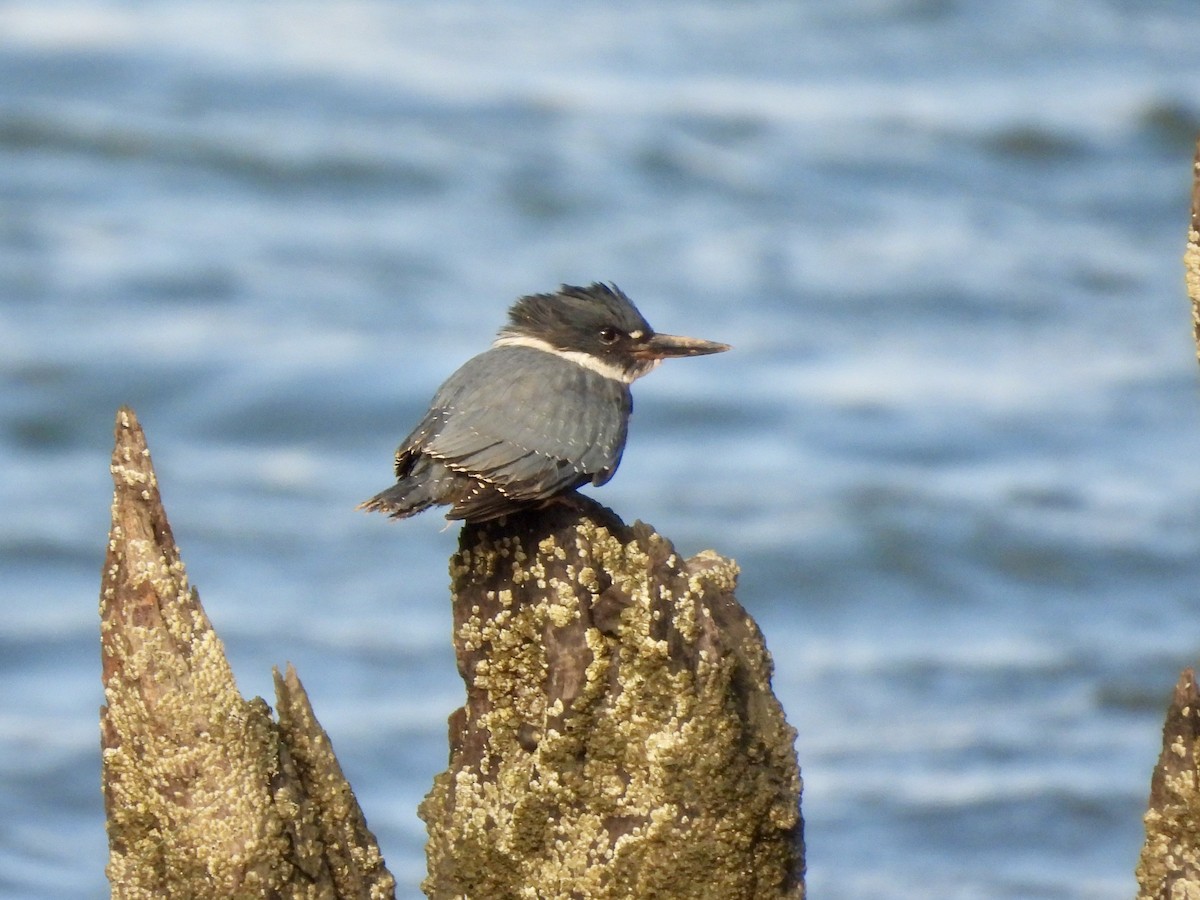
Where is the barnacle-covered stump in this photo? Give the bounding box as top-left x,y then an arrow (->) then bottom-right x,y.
101,406 -> 395,900
420,500 -> 804,899
1136,138 -> 1200,899
1136,668 -> 1200,899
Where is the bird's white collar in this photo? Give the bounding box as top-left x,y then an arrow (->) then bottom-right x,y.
491,334 -> 658,384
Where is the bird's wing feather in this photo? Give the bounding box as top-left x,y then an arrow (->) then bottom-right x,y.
410,346 -> 630,499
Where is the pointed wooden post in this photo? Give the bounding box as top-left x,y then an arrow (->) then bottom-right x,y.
1136,669 -> 1200,899
101,407 -> 395,899
1134,136 -> 1200,899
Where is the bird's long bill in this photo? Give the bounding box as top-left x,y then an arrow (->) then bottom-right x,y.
636,332 -> 731,359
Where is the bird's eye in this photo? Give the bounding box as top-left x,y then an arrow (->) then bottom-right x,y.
598,326 -> 621,344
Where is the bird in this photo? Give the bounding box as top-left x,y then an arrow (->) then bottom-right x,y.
359,282 -> 730,524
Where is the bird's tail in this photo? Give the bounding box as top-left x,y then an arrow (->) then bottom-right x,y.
357,459 -> 449,519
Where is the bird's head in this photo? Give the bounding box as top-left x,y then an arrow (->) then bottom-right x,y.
496,283 -> 730,383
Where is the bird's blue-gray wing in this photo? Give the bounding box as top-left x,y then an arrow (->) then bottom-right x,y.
405,346 -> 630,499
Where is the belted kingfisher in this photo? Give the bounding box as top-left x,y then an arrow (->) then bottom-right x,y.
359,283 -> 729,523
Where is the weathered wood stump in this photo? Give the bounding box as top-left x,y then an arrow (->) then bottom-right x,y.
420,501 -> 804,899
101,407 -> 395,899
1136,669 -> 1200,899
1134,136 -> 1200,900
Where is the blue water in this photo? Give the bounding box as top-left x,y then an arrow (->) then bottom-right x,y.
3,2 -> 1200,897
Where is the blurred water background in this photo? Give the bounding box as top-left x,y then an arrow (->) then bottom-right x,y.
3,2 -> 1200,897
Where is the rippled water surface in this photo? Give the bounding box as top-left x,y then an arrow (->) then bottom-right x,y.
3,2 -> 1200,897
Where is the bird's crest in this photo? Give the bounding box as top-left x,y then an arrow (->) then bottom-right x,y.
500,283 -> 652,343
